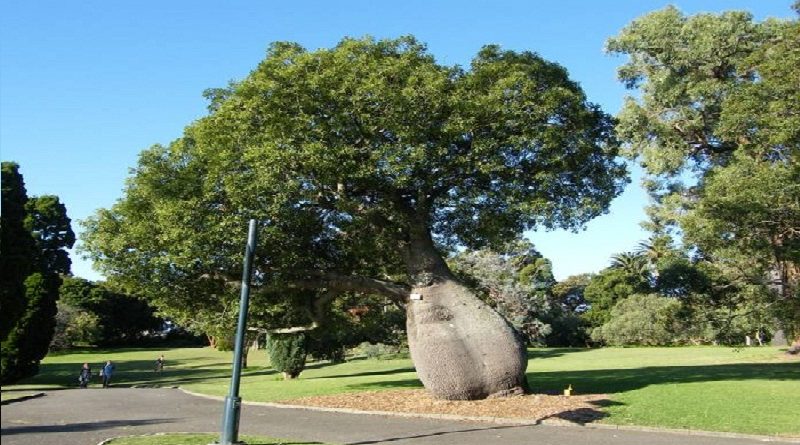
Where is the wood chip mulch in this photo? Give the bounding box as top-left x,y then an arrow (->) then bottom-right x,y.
278,389 -> 612,424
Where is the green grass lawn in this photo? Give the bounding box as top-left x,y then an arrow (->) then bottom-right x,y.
524,347 -> 799,436
6,345 -> 798,436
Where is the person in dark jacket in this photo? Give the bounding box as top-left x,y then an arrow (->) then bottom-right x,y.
78,363 -> 92,388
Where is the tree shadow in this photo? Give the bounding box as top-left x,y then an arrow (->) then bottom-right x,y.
16,359 -> 235,390
345,424 -> 528,445
526,348 -> 591,360
304,367 -> 417,380
538,398 -> 624,425
46,346 -> 206,356
241,367 -> 280,377
527,362 -> 800,395
541,406 -> 609,425
345,378 -> 424,391
0,418 -> 176,435
326,362 -> 800,395
304,356 -> 369,370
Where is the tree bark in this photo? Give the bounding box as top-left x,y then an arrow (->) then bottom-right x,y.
270,220 -> 530,400
404,225 -> 528,400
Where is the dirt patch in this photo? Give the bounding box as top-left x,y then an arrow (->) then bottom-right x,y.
278,389 -> 612,424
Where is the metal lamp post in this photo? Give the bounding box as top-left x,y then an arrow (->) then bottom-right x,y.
219,219 -> 258,445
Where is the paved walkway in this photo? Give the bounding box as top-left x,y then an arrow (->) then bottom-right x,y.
1,388 -> 797,445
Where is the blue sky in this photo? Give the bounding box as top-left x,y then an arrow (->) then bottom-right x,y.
1,1 -> 794,281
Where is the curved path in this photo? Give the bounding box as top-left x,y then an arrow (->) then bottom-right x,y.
1,388 -> 796,445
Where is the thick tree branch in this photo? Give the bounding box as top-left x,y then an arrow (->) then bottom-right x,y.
287,272 -> 410,303
200,269 -> 409,303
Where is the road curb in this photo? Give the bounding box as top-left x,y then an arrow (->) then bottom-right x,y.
177,387 -> 800,443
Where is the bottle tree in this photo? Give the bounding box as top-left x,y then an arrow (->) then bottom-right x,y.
82,37 -> 626,399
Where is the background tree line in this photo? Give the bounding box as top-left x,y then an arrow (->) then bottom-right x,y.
596,5 -> 798,347
461,4 -> 799,348
2,162 -> 74,383
1,162 -> 172,384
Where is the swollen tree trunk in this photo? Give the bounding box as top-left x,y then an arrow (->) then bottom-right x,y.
404,226 -> 528,400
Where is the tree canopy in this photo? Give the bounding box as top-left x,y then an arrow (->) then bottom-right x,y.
1,162 -> 37,341
83,35 -> 626,327
0,162 -> 74,383
82,36 -> 626,399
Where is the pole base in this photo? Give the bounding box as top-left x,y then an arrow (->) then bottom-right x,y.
219,395 -> 242,445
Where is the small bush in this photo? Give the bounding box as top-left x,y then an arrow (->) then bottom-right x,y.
50,302 -> 101,350
592,293 -> 683,346
213,336 -> 235,352
266,332 -> 307,379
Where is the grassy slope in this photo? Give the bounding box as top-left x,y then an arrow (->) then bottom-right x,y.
5,346 -> 798,435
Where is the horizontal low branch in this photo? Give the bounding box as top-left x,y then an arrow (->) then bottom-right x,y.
268,323 -> 320,334
201,269 -> 410,303
289,272 -> 410,303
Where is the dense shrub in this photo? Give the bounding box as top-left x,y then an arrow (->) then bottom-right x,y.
50,302 -> 101,350
583,268 -> 650,329
592,293 -> 683,346
1,273 -> 60,383
266,332 -> 307,379
542,310 -> 590,347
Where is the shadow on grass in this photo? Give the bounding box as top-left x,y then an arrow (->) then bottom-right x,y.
526,348 -> 591,360
20,355 -> 799,401
304,356 -> 368,370
15,359 -> 235,390
345,378 -> 423,391
527,362 -> 800,394
46,346 -> 206,357
348,362 -> 799,395
305,366 -> 416,380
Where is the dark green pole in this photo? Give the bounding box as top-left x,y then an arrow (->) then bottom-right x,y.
220,219 -> 257,445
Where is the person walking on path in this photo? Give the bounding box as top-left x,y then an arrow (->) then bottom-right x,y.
78,363 -> 92,388
100,360 -> 115,388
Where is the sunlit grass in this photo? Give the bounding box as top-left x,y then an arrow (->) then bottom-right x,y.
525,347 -> 799,436
6,345 -> 798,435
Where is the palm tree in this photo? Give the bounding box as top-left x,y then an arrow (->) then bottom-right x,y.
610,251 -> 651,283
635,235 -> 674,266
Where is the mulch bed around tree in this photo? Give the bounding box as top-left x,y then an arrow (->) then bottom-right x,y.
279,389 -> 612,424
